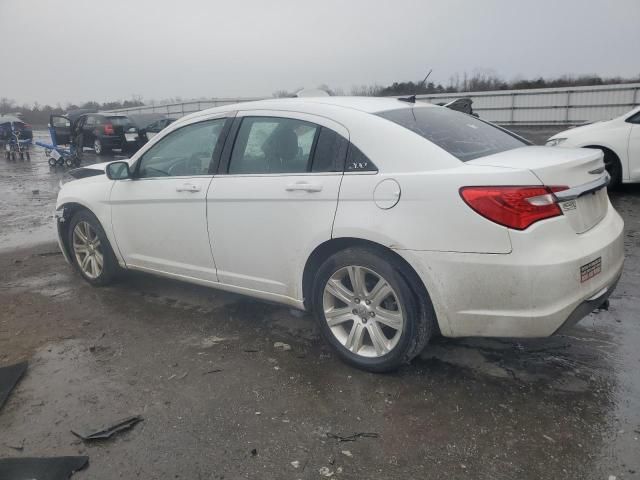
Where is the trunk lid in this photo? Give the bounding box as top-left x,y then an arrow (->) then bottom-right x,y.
467,146 -> 609,234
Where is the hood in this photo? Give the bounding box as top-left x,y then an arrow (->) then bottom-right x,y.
68,160 -> 130,178
550,120 -> 608,140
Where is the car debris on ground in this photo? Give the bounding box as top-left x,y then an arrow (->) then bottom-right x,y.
0,456 -> 88,480
273,341 -> 292,351
0,361 -> 28,411
71,415 -> 143,441
326,432 -> 379,442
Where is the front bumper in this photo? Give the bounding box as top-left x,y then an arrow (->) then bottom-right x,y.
397,205 -> 625,338
54,209 -> 73,265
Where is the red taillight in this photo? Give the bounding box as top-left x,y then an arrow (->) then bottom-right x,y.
104,123 -> 114,135
460,185 -> 568,230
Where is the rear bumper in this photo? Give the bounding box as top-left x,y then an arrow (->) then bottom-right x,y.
397,204 -> 625,338
99,135 -> 124,149
554,270 -> 621,334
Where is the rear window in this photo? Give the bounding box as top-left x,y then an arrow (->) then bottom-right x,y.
376,107 -> 527,161
108,116 -> 132,126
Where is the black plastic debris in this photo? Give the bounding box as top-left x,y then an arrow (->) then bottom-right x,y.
0,456 -> 88,479
326,432 -> 379,442
0,361 -> 27,411
71,415 -> 143,441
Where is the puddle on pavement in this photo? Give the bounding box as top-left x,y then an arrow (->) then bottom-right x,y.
0,130 -> 123,253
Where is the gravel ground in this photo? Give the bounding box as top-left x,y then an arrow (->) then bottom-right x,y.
0,132 -> 639,479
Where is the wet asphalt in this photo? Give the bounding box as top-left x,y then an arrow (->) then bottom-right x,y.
0,129 -> 639,479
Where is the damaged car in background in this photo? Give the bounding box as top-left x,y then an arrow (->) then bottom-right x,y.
54,96 -> 624,372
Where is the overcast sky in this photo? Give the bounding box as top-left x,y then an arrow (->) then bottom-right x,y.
1,0 -> 638,106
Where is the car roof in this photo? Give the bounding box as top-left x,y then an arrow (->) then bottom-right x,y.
190,96 -> 436,118
241,96 -> 436,113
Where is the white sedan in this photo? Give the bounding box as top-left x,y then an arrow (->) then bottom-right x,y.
54,97 -> 624,372
546,106 -> 640,186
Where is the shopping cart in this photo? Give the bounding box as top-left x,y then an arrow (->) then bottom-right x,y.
1,118 -> 32,161
35,114 -> 81,167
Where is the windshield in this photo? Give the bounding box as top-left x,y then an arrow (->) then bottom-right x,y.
377,107 -> 528,161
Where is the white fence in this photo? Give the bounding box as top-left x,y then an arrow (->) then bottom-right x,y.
106,83 -> 640,126
106,97 -> 264,117
415,83 -> 640,125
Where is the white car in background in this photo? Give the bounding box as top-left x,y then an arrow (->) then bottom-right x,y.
546,106 -> 640,186
54,97 -> 624,372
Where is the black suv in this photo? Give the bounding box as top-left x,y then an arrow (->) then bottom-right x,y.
72,113 -> 137,155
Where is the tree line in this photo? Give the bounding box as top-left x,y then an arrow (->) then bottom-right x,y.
3,72 -> 639,125
0,97 -> 145,126
279,72 -> 640,97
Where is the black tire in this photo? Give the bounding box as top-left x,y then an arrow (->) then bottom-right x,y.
603,150 -> 622,189
67,210 -> 120,286
48,157 -> 56,166
311,247 -> 433,372
94,138 -> 111,156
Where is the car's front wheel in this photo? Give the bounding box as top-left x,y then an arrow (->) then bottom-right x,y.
312,247 -> 431,372
603,150 -> 622,189
68,210 -> 119,286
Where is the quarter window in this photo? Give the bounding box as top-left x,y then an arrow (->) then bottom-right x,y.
137,119 -> 225,178
311,128 -> 349,172
345,144 -> 377,172
229,117 -> 320,174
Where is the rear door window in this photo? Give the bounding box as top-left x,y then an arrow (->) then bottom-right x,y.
377,107 -> 527,161
228,117 -> 320,174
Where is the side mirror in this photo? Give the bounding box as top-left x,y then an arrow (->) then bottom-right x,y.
106,161 -> 131,180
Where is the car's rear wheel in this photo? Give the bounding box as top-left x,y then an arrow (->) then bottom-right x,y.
312,247 -> 431,372
68,210 -> 119,286
94,139 -> 103,155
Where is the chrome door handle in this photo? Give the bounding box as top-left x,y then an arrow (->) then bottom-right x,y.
285,182 -> 323,192
176,183 -> 201,192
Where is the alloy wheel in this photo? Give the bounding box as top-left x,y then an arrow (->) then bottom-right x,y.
94,139 -> 102,155
72,221 -> 104,279
322,265 -> 404,358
